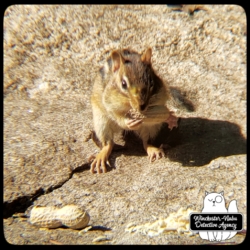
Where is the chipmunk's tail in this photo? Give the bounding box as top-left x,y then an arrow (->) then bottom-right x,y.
167,87 -> 195,116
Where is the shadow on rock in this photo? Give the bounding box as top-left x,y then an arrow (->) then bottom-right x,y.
113,117 -> 246,167
168,117 -> 246,166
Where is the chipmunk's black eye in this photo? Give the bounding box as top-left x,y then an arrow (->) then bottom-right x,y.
121,79 -> 127,89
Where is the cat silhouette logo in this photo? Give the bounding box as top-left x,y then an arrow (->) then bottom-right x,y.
189,191 -> 243,242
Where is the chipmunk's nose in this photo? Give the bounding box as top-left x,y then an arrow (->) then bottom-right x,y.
140,104 -> 147,111
138,88 -> 148,111
132,87 -> 148,111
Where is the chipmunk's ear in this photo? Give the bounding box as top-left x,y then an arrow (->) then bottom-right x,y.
111,50 -> 125,72
141,47 -> 152,64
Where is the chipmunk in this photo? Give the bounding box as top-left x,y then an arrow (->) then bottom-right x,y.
90,48 -> 178,174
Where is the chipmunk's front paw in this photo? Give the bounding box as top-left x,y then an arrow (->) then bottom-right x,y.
89,151 -> 111,174
166,112 -> 179,130
125,118 -> 143,130
147,146 -> 165,163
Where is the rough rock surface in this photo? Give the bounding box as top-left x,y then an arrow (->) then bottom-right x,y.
4,5 -> 246,245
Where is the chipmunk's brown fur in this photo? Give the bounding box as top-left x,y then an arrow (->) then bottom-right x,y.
90,48 -> 177,173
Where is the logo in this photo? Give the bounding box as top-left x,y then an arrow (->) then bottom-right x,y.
190,191 -> 243,242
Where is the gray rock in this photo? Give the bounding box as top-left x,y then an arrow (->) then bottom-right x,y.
4,5 -> 246,245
